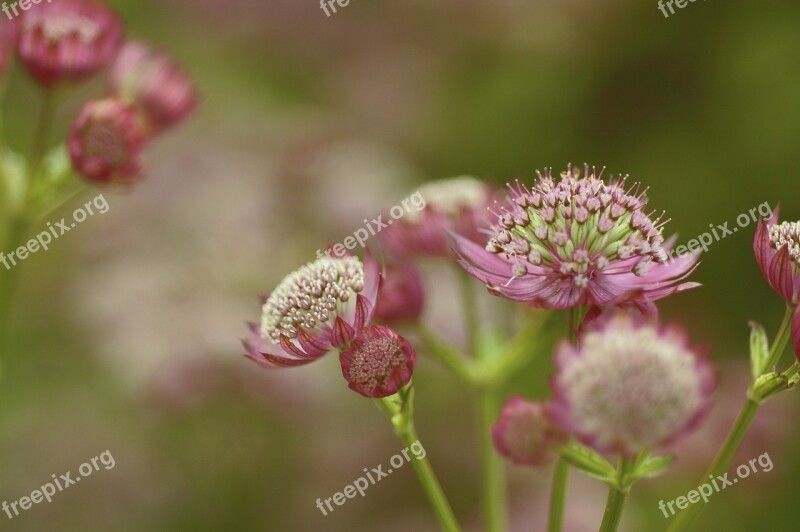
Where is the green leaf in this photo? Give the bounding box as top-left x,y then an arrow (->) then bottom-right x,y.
631,455 -> 674,480
560,444 -> 616,485
749,321 -> 770,381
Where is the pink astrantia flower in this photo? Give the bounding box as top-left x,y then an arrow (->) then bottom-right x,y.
451,164 -> 700,309
16,0 -> 123,86
110,41 -> 198,134
753,205 -> 800,305
68,97 -> 147,184
753,206 -> 800,359
549,312 -> 714,456
375,261 -> 425,324
380,176 -> 493,258
244,253 -> 380,369
339,325 -> 416,398
492,396 -> 566,467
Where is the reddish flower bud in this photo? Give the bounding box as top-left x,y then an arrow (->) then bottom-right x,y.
16,0 -> 123,86
110,41 -> 198,134
492,397 -> 566,467
68,97 -> 147,185
339,325 -> 416,398
375,262 -> 425,324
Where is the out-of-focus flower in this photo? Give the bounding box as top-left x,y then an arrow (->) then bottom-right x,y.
375,261 -> 425,324
16,0 -> 122,86
380,176 -> 493,258
492,396 -> 566,467
549,311 -> 714,456
244,253 -> 380,368
452,164 -> 700,309
110,41 -> 198,134
68,97 -> 146,184
0,17 -> 17,79
339,325 -> 415,398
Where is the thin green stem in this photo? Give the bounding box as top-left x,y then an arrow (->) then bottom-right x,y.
378,393 -> 460,532
459,270 -> 479,358
477,386 -> 506,532
29,88 -> 56,178
417,323 -> 474,384
666,307 -> 793,531
763,305 -> 793,371
598,457 -> 633,532
547,456 -> 569,532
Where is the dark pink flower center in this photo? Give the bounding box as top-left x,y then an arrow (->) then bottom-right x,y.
345,335 -> 408,394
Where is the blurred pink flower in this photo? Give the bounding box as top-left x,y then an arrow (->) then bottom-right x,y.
453,164 -> 700,309
550,311 -> 714,456
68,97 -> 146,184
111,41 -> 198,134
493,396 -> 566,467
375,261 -> 425,324
381,176 -> 493,258
16,0 -> 122,86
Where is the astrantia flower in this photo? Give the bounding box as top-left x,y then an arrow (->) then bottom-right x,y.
16,0 -> 123,86
244,253 -> 380,368
492,396 -> 566,467
68,97 -> 146,184
753,206 -> 800,305
549,312 -> 714,455
339,325 -> 416,398
380,176 -> 492,257
110,41 -> 198,134
375,261 -> 425,323
452,164 -> 700,309
753,206 -> 800,359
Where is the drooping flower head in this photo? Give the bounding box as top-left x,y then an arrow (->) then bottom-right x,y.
244,253 -> 380,368
16,0 -> 123,86
753,206 -> 800,359
339,325 -> 416,398
68,97 -> 147,185
110,41 -> 198,134
374,261 -> 425,324
492,396 -> 566,467
549,312 -> 714,455
380,176 -> 492,258
452,164 -> 700,309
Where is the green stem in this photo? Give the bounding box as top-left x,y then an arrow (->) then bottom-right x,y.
459,270 -> 479,358
666,307 -> 793,532
417,323 -> 474,384
378,392 -> 460,532
29,88 -> 56,178
547,456 -> 569,532
598,457 -> 633,532
478,386 -> 506,532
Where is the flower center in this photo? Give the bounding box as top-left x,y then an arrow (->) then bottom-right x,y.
260,257 -> 364,342
78,115 -> 131,168
768,221 -> 800,266
486,165 -> 668,285
28,13 -> 101,44
344,335 -> 408,394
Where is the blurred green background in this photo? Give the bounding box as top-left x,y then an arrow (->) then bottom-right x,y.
0,0 -> 798,530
